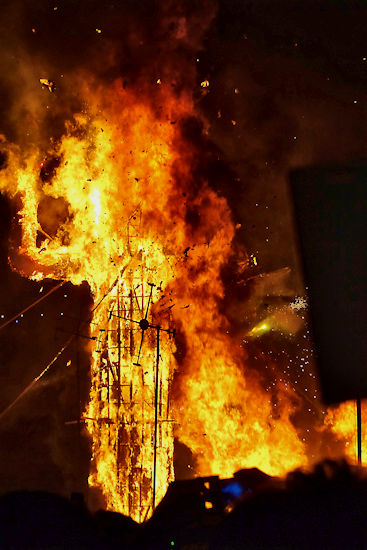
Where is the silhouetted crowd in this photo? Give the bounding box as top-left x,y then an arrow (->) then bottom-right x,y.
1,459 -> 366,549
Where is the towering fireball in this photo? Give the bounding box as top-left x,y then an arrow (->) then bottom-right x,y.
0,77 -> 310,520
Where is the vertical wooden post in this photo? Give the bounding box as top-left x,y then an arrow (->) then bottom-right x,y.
117,283 -> 121,408
357,397 -> 362,466
152,326 -> 160,510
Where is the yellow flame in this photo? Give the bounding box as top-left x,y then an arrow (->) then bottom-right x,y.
0,78 -> 312,520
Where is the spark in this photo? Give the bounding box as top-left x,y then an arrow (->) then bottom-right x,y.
248,322 -> 270,337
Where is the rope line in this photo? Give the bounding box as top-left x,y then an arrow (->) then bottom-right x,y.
0,280 -> 65,332
0,335 -> 74,422
0,263 -> 130,420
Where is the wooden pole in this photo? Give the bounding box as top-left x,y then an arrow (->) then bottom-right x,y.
357,397 -> 362,466
152,326 -> 160,510
117,283 -> 121,408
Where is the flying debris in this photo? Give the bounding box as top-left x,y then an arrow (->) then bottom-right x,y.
250,254 -> 258,266
39,78 -> 56,92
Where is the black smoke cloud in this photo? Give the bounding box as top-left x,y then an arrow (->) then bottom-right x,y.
0,0 -> 216,146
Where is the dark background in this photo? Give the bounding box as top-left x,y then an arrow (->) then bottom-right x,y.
0,0 -> 367,505
291,165 -> 367,404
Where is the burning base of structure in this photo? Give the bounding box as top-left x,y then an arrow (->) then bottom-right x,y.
87,260 -> 176,521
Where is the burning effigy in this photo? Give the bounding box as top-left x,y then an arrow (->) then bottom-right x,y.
0,1 -> 365,524
0,79 -> 309,520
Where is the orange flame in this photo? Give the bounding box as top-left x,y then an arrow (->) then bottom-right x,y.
0,77 -> 338,520
326,401 -> 367,466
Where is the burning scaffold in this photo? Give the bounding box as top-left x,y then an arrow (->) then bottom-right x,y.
87,215 -> 177,521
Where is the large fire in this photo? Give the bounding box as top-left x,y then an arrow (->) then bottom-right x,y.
0,77 -> 364,521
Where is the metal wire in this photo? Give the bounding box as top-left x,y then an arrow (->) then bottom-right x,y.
0,335 -> 74,422
0,281 -> 65,332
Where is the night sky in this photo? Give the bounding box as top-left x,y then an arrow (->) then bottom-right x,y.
1,0 -> 367,505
